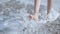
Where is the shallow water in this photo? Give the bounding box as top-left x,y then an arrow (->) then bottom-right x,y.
0,0 -> 60,34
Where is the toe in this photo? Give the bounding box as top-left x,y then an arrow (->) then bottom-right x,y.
29,15 -> 34,19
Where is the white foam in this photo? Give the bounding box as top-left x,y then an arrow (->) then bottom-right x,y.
19,8 -> 59,24
0,0 -> 59,34
47,9 -> 59,21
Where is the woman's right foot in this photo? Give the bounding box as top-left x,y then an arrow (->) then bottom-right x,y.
29,15 -> 38,20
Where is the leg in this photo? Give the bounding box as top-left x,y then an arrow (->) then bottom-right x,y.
29,0 -> 41,20
47,0 -> 53,17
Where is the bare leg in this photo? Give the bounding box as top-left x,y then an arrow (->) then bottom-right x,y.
29,0 -> 40,20
47,0 -> 53,17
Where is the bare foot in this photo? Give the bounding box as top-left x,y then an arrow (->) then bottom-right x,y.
46,13 -> 50,20
47,13 -> 50,18
29,15 -> 38,20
